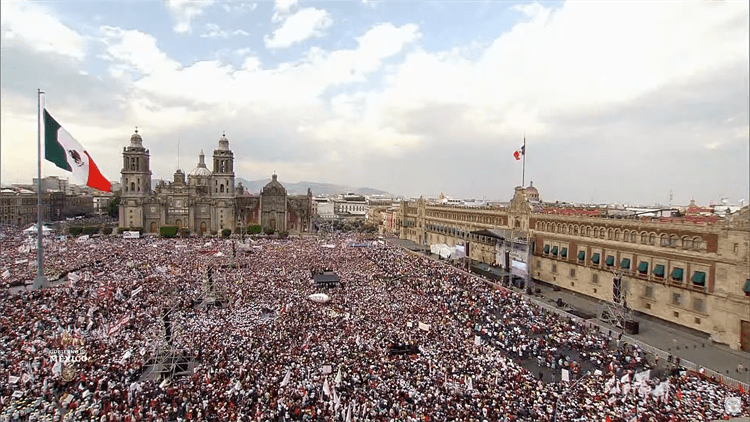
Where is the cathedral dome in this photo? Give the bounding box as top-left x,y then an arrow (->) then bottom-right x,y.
188,150 -> 212,177
189,167 -> 212,177
526,181 -> 540,202
526,181 -> 538,194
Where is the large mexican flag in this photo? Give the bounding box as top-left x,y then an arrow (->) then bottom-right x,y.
43,109 -> 111,192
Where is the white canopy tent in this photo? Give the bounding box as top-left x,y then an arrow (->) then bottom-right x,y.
430,243 -> 454,259
24,224 -> 54,235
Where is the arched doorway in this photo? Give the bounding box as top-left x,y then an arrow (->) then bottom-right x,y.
200,221 -> 207,234
150,222 -> 157,233
269,211 -> 277,231
175,219 -> 182,229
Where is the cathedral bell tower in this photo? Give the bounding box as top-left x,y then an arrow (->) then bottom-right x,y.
210,133 -> 235,232
120,128 -> 151,228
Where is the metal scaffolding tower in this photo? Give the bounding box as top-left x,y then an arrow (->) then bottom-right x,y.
597,268 -> 635,332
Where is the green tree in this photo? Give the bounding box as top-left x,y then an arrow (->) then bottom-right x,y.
108,193 -> 121,219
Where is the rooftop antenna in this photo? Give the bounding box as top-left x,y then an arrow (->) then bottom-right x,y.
669,189 -> 673,208
177,139 -> 180,170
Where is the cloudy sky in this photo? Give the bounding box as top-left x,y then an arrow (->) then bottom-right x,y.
1,0 -> 748,205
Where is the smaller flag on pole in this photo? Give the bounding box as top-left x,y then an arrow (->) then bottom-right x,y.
513,144 -> 525,161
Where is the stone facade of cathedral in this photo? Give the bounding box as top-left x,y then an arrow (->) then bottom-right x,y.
119,130 -> 313,235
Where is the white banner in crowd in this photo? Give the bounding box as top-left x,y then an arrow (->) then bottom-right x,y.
418,322 -> 431,331
561,369 -> 569,382
309,293 -> 330,303
634,369 -> 650,383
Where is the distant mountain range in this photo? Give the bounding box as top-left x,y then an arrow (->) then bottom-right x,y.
236,178 -> 391,197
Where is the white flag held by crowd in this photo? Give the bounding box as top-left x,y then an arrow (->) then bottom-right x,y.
323,377 -> 331,397
280,369 -> 291,387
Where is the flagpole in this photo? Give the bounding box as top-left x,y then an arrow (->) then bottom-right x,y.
522,133 -> 526,187
33,88 -> 48,290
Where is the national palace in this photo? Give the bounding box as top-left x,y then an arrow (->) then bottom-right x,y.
384,185 -> 750,352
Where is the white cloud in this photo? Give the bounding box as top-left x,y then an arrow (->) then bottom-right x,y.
2,1 -> 747,203
221,2 -> 257,13
200,23 -> 251,38
314,1 -> 749,150
0,1 -> 86,60
101,27 -> 181,76
165,0 -> 214,34
275,0 -> 297,13
265,7 -> 332,49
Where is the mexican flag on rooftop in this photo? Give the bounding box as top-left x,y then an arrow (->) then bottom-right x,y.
43,109 -> 111,192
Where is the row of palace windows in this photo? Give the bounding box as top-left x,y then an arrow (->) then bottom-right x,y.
535,222 -> 706,251
426,210 -> 502,226
426,223 -> 495,244
540,244 -> 708,290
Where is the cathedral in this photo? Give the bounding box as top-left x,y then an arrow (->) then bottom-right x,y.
119,130 -> 313,235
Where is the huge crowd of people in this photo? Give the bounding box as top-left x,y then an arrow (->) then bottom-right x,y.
0,226 -> 748,421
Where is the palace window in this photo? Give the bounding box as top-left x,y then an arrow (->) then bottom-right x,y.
692,298 -> 704,313
671,293 -> 682,306
591,253 -> 600,265
691,271 -> 706,288
637,261 -> 649,275
653,264 -> 665,278
692,237 -> 703,251
670,267 -> 684,282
